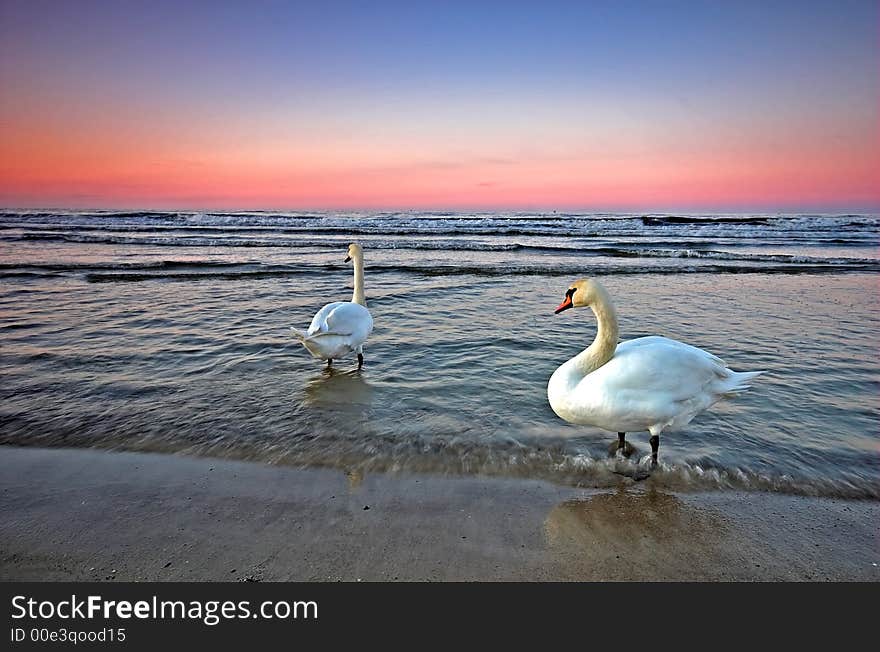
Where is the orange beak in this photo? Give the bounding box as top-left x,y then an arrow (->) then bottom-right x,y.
554,295 -> 573,314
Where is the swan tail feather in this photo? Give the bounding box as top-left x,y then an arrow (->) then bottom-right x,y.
719,370 -> 766,397
290,327 -> 308,341
292,327 -> 351,339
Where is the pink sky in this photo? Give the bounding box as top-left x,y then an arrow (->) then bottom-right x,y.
1,2 -> 878,211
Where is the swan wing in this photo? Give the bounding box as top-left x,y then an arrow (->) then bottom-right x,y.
294,302 -> 373,360
322,302 -> 373,340
601,337 -> 728,400
307,301 -> 373,341
577,336 -> 734,431
618,335 -> 727,367
307,302 -> 346,335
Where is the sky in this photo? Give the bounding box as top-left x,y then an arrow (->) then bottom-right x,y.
0,0 -> 877,211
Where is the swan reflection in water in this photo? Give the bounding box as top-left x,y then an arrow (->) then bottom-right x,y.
301,368 -> 374,492
301,368 -> 375,410
544,490 -> 727,578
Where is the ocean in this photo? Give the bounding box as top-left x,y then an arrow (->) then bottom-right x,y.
1,210 -> 877,498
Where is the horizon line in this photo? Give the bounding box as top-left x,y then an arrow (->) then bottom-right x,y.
3,204 -> 879,215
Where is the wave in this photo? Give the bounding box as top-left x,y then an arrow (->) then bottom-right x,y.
7,232 -> 537,251
606,248 -> 880,266
0,260 -> 252,271
5,224 -> 846,240
3,211 -> 878,241
353,261 -> 880,277
74,260 -> 880,283
0,436 -> 875,499
4,231 -> 879,261
4,235 -> 877,272
641,215 -> 770,225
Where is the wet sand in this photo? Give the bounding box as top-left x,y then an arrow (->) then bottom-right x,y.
0,446 -> 877,581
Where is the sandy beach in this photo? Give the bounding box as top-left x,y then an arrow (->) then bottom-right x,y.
0,446 -> 876,582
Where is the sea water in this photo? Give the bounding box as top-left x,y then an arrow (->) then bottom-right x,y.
1,211 -> 877,497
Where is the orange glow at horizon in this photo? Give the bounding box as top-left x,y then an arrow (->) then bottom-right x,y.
2,73 -> 878,211
3,123 -> 878,210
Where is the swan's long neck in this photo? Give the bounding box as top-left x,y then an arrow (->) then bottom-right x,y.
351,253 -> 366,307
572,285 -> 618,376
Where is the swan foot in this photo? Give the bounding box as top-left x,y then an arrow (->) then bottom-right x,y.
649,435 -> 660,467
608,433 -> 636,458
612,465 -> 651,481
357,353 -> 364,369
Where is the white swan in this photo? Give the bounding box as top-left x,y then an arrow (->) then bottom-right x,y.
547,278 -> 764,465
291,243 -> 374,369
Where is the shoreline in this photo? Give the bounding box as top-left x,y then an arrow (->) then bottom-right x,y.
0,446 -> 877,581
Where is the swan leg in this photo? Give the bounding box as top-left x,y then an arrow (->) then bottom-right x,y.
649,435 -> 660,467
357,353 -> 364,369
326,358 -> 333,368
608,432 -> 635,458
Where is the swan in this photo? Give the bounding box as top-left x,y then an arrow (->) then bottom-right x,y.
547,278 -> 764,466
291,243 -> 374,369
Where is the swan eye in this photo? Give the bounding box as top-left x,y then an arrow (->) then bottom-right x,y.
566,287 -> 576,298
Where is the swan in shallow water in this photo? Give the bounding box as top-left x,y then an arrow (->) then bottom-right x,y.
547,278 -> 764,466
291,243 -> 373,369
